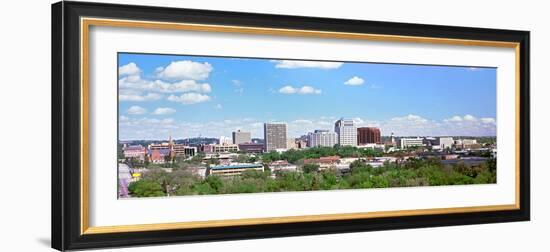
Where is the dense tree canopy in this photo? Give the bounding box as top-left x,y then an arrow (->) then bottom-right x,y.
128,157 -> 497,197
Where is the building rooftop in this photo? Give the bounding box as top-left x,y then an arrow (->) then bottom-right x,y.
304,156 -> 340,164
123,145 -> 145,151
269,160 -> 290,166
211,164 -> 263,170
148,149 -> 171,155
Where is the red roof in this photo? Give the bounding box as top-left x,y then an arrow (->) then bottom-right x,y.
304,156 -> 340,164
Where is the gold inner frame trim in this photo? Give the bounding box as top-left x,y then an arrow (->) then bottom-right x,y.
80,17 -> 521,235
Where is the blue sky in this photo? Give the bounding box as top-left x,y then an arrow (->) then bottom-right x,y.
118,53 -> 497,140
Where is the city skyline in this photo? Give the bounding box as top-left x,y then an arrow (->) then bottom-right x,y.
119,53 -> 497,140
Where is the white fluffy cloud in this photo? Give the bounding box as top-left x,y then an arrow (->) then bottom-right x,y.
278,85 -> 322,95
444,114 -> 480,123
167,93 -> 211,104
119,62 -> 214,105
481,117 -> 496,124
350,114 -> 497,137
152,107 -> 176,115
127,105 -> 147,115
120,78 -> 211,94
119,115 -> 129,122
463,114 -> 477,121
292,119 -> 313,124
119,117 -> 178,140
344,76 -> 365,86
437,115 -> 496,136
391,114 -> 428,123
278,86 -> 296,94
119,62 -> 140,76
119,92 -> 163,102
445,115 -> 463,122
271,60 -> 343,69
155,60 -> 213,81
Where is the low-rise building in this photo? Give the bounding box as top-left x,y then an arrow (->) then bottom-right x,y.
365,160 -> 385,168
209,163 -> 264,176
356,143 -> 385,151
303,156 -> 340,170
374,156 -> 398,163
202,152 -> 239,161
238,143 -> 264,153
172,144 -> 197,157
122,145 -> 147,161
455,139 -> 478,149
396,137 -> 424,149
424,137 -> 454,150
148,149 -> 171,164
339,157 -> 360,164
202,144 -> 239,153
148,142 -> 171,151
268,160 -> 297,172
437,137 -> 454,150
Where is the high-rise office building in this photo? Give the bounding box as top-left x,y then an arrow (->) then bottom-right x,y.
308,130 -> 338,147
232,130 -> 251,144
334,119 -> 357,146
357,127 -> 381,145
264,123 -> 287,152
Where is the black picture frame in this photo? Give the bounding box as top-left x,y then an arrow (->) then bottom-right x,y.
52,1 -> 530,251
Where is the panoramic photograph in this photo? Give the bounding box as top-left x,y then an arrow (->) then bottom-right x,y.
117,53 -> 497,198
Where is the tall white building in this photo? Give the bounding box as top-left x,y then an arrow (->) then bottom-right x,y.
232,130 -> 251,144
264,123 -> 287,152
334,119 -> 357,146
308,130 -> 338,147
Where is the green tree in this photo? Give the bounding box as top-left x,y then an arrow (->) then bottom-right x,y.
320,169 -> 339,190
349,160 -> 372,174
236,154 -> 249,163
128,180 -> 165,197
193,183 -> 216,195
247,155 -> 258,163
262,151 -> 282,163
205,175 -> 223,192
302,163 -> 320,174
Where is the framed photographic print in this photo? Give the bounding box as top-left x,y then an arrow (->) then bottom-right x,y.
51,1 -> 530,251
